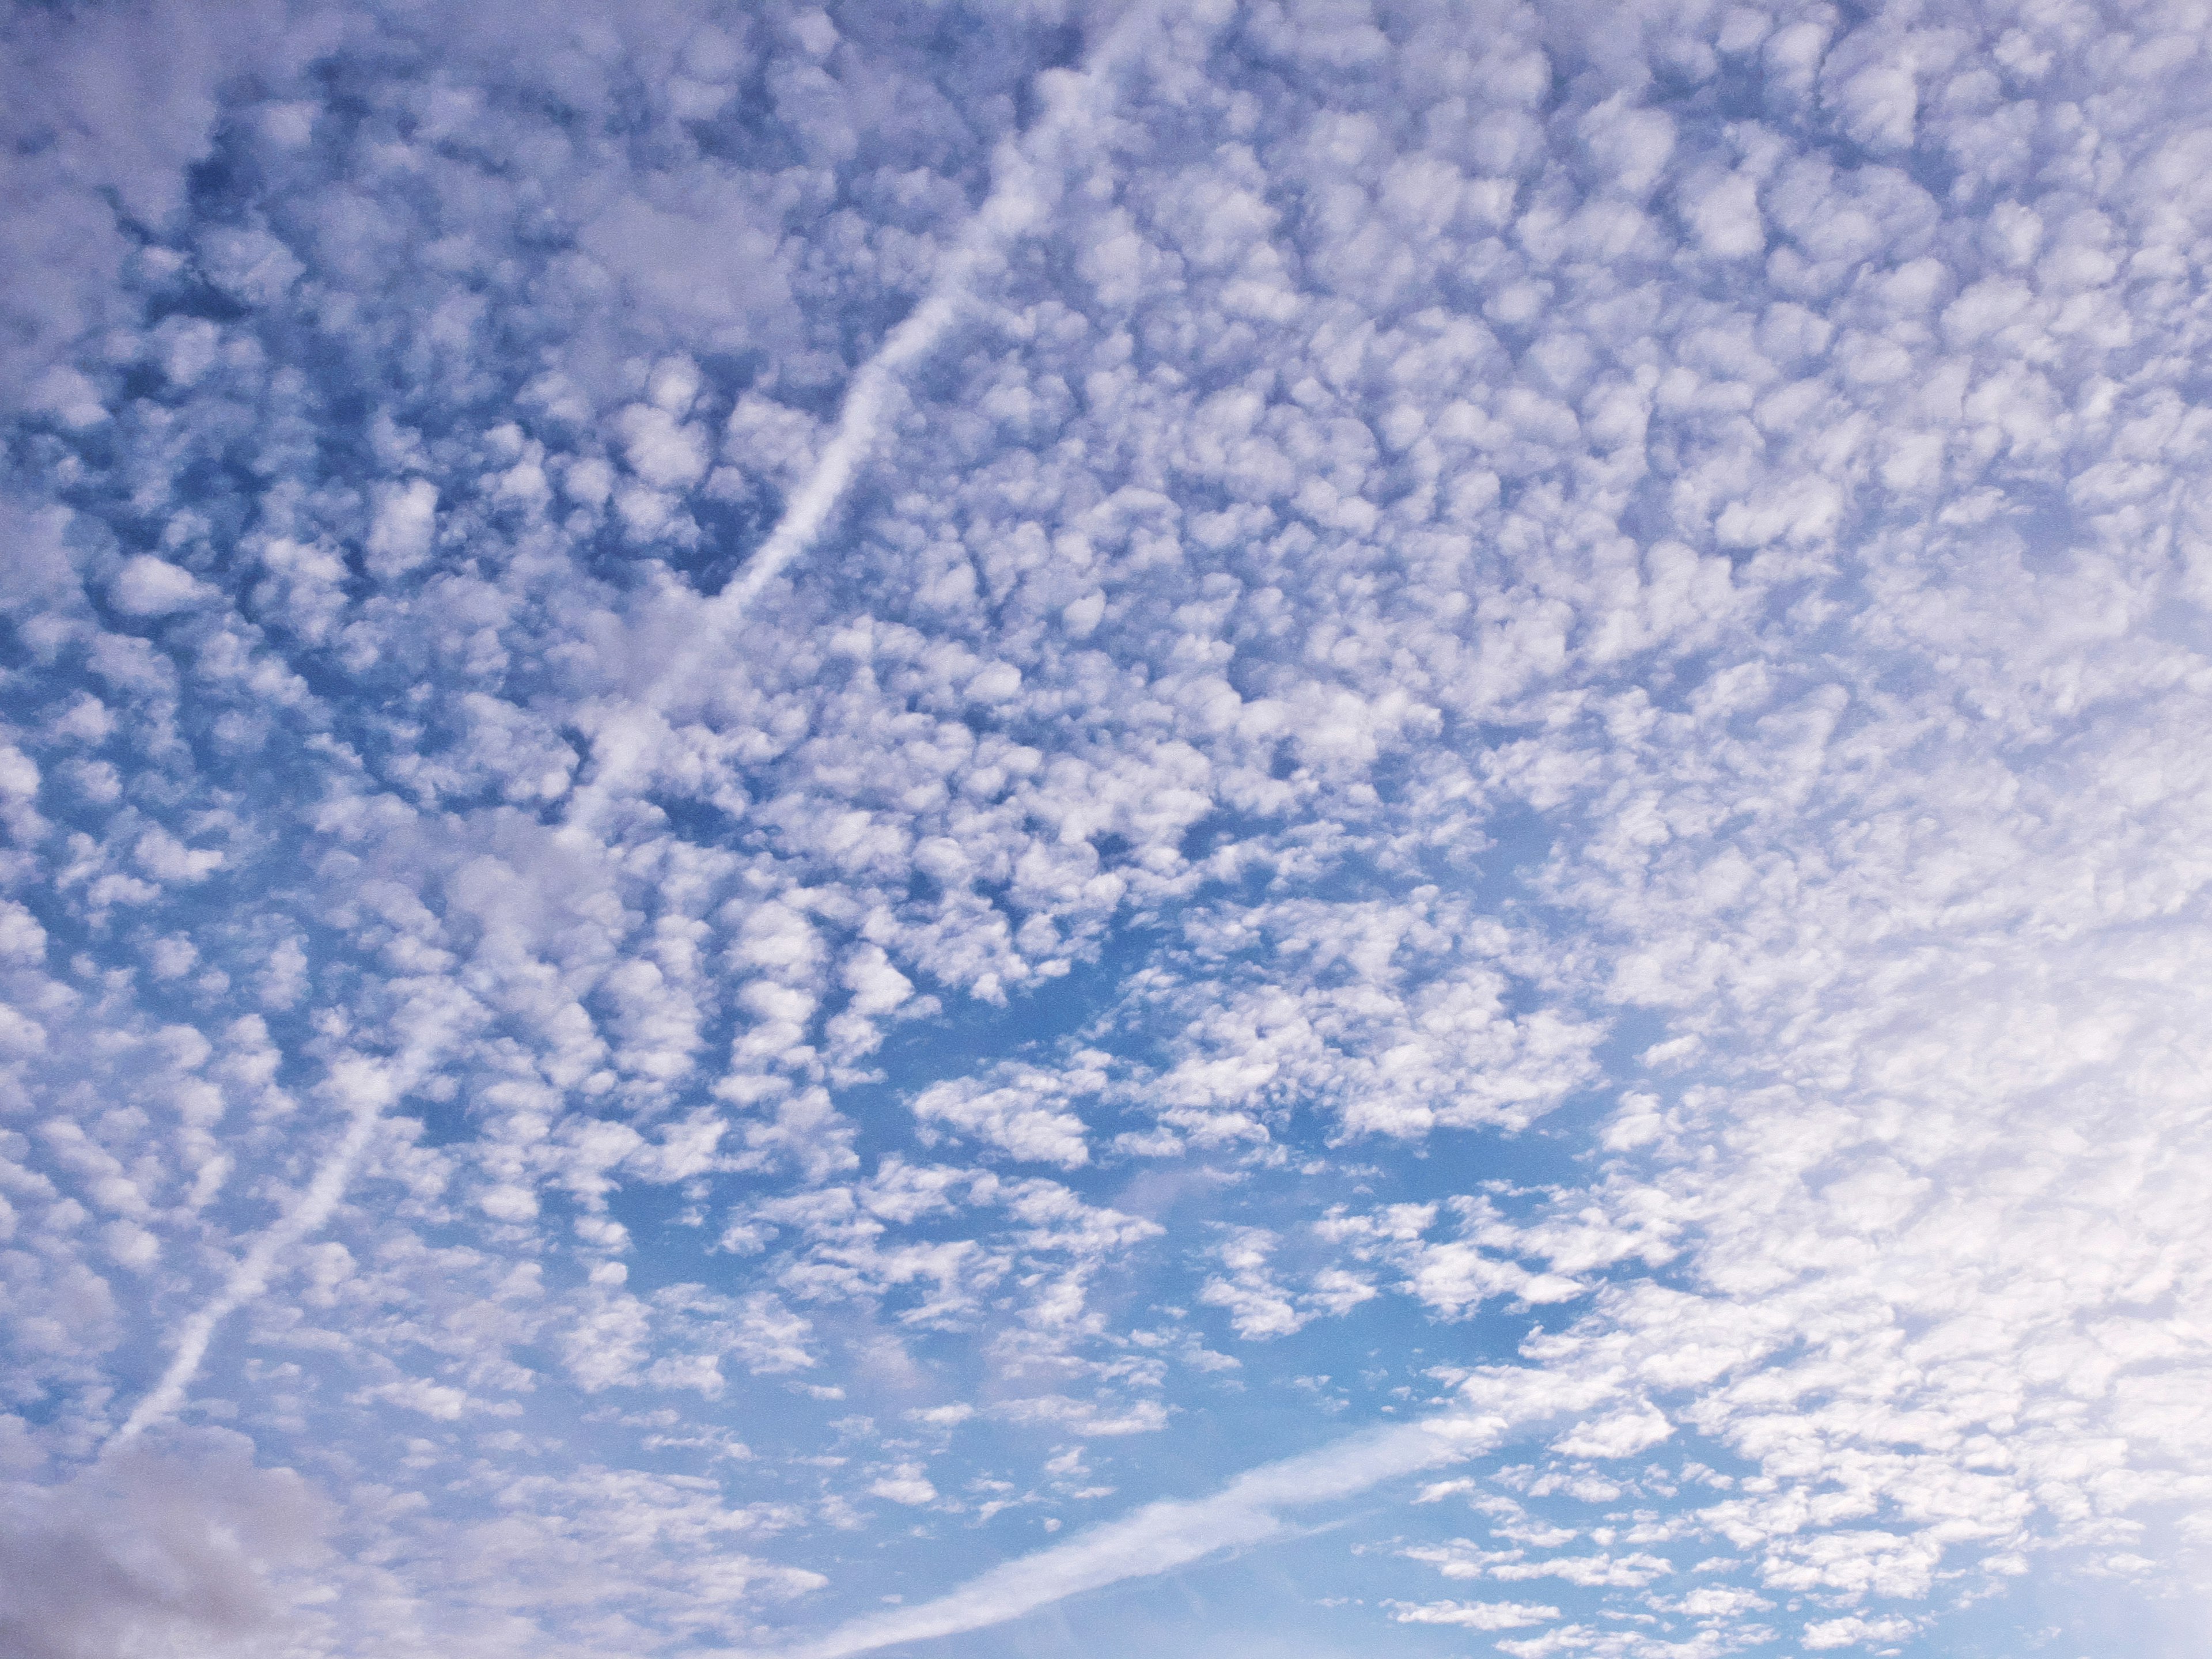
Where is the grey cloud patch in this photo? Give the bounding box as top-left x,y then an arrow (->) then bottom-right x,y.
0,1431 -> 328,1659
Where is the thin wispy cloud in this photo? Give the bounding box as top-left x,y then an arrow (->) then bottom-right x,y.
767,1414 -> 1496,1659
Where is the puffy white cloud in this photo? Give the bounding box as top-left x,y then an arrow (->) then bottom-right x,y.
107,555 -> 208,616
1391,1598 -> 1561,1629
911,1060 -> 1097,1168
363,479 -> 438,579
868,1463 -> 937,1506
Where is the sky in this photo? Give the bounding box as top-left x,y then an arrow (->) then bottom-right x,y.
2,0 -> 2211,1656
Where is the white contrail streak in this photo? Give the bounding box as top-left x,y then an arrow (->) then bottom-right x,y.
556,1 -> 1192,840
644,0 -> 1180,703
120,9 -> 1200,1444
116,6 -> 1194,1445
110,1055 -> 404,1446
752,1413 -> 1504,1659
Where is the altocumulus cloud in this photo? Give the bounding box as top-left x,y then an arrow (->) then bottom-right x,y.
6,1 -> 2212,1657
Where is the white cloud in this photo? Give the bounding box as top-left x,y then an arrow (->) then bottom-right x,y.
1391,1599 -> 1560,1630
1802,1613 -> 1919,1650
910,1062 -> 1097,1169
364,479 -> 438,579
10,0 -> 2212,1652
868,1464 -> 937,1506
108,556 -> 207,616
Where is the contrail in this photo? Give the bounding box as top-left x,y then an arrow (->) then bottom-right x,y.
751,1412 -> 1505,1659
115,6 -> 1196,1445
556,0 -> 1192,841
110,1054 -> 404,1446
642,0 -> 1184,704
120,8 -> 1194,1440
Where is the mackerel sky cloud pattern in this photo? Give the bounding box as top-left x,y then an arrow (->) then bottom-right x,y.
4,2 -> 2212,1656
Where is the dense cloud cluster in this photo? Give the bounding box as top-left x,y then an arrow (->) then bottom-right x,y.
5,0 -> 2212,1654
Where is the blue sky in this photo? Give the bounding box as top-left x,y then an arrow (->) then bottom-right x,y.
5,1 -> 2212,1656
